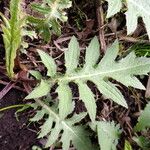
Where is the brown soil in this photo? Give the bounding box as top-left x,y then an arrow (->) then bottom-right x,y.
0,87 -> 40,150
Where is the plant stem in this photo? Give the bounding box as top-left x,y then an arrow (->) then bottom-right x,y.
0,104 -> 28,112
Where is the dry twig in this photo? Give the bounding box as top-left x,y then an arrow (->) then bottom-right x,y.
96,0 -> 107,53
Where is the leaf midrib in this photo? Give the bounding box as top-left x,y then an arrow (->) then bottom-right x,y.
59,62 -> 149,81
62,121 -> 89,148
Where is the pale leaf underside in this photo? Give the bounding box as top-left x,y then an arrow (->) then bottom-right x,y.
26,37 -> 150,123
134,102 -> 150,131
97,121 -> 121,150
30,104 -> 92,150
106,0 -> 150,39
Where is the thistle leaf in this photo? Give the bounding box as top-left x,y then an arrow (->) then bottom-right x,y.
65,36 -> 80,74
134,102 -> 150,131
38,116 -> 53,138
84,36 -> 100,69
37,49 -> 57,77
106,0 -> 122,18
106,0 -> 150,39
77,80 -> 96,122
28,36 -> 150,123
25,80 -> 51,99
29,70 -> 42,80
46,122 -> 61,147
57,82 -> 73,119
97,121 -> 121,150
28,0 -> 72,42
30,100 -> 93,150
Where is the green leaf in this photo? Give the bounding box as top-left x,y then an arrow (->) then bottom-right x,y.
66,112 -> 87,125
30,109 -> 46,122
38,116 -> 53,138
46,122 -> 61,147
91,79 -> 127,108
28,37 -> 150,128
65,36 -> 80,74
134,102 -> 150,131
25,80 -> 51,99
56,82 -> 73,119
106,0 -> 122,18
69,126 -> 92,150
27,36 -> 150,149
29,70 -> 42,80
31,3 -> 51,14
0,0 -> 24,78
40,23 -> 51,42
124,140 -> 133,150
37,49 -> 57,77
77,80 -> 96,122
97,121 -> 121,150
133,136 -> 150,150
51,19 -> 61,36
30,100 -> 93,150
32,145 -> 42,150
28,0 -> 72,42
84,37 -> 100,70
106,0 -> 150,39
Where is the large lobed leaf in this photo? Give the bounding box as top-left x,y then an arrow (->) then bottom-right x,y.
106,0 -> 150,39
26,36 -> 150,123
30,101 -> 92,150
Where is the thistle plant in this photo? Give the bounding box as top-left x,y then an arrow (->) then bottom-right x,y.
26,36 -> 150,149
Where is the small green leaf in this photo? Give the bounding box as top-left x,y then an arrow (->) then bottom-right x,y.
46,122 -> 61,147
106,0 -> 150,39
84,36 -> 100,69
51,19 -> 61,36
32,145 -> 42,150
92,79 -> 127,108
57,82 -> 73,119
37,49 -> 57,77
31,3 -> 51,14
28,0 -> 71,42
65,36 -> 80,74
134,102 -> 150,131
38,116 -> 53,138
29,70 -> 42,80
133,136 -> 150,150
66,112 -> 87,125
25,80 -> 51,99
30,110 -> 46,122
97,121 -> 121,150
124,140 -> 133,150
77,81 -> 96,122
106,0 -> 122,18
